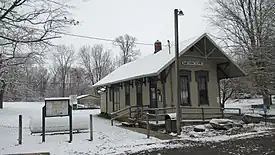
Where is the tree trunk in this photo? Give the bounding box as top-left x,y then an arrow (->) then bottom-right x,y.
0,81 -> 7,109
0,89 -> 5,109
62,80 -> 65,97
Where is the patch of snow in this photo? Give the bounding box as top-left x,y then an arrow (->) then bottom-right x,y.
29,114 -> 89,133
45,97 -> 70,100
243,113 -> 263,118
169,132 -> 178,137
0,102 -> 176,155
180,121 -> 275,142
165,113 -> 176,119
210,119 -> 234,124
77,94 -> 91,100
225,99 -> 275,115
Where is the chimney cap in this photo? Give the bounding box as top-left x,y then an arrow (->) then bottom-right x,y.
155,40 -> 161,43
154,40 -> 162,54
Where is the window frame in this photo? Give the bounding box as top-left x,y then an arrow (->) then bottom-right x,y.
113,86 -> 120,110
195,70 -> 209,106
179,70 -> 192,106
109,87 -> 113,102
124,83 -> 130,106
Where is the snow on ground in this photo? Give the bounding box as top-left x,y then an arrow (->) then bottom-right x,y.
225,98 -> 275,115
1,101 -> 275,155
0,102 -> 179,155
177,122 -> 275,142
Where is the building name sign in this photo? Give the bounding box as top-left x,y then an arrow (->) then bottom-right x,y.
181,60 -> 203,66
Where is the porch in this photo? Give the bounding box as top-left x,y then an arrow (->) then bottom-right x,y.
109,105 -> 243,130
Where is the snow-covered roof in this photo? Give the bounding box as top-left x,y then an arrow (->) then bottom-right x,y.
92,33 -> 245,87
77,94 -> 100,99
92,35 -> 201,87
77,94 -> 90,100
45,97 -> 70,101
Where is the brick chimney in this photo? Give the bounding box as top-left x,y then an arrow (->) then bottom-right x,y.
154,40 -> 162,54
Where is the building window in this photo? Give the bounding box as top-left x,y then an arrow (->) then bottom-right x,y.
136,80 -> 143,106
109,87 -> 113,101
125,84 -> 130,106
180,75 -> 191,105
195,70 -> 209,105
179,70 -> 191,106
114,87 -> 120,111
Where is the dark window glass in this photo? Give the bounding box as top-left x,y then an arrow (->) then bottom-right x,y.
109,88 -> 113,101
125,84 -> 130,106
180,75 -> 191,105
136,82 -> 143,106
198,76 -> 208,105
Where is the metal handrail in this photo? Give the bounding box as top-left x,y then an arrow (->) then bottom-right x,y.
141,107 -> 242,124
110,106 -> 132,116
110,105 -> 150,126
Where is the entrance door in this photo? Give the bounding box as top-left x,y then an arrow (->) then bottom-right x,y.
136,83 -> 143,106
150,87 -> 157,108
113,88 -> 120,111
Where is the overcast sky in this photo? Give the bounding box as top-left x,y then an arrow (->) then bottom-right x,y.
54,0 -> 214,57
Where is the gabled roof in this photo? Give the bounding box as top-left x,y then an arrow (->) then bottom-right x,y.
92,33 -> 245,87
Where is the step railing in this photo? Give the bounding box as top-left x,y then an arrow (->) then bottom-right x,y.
140,107 -> 242,124
110,105 -> 150,126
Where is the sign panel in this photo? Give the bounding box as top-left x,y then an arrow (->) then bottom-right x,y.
181,60 -> 203,66
45,100 -> 69,117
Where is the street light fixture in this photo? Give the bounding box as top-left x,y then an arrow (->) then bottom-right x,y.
174,9 -> 184,135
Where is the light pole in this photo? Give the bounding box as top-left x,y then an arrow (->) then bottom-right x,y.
174,9 -> 184,135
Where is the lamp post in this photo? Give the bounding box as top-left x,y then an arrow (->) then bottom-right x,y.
174,9 -> 184,135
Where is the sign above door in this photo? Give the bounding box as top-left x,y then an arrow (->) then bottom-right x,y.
181,60 -> 203,66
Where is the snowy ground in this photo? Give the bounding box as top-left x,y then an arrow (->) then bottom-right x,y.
177,122 -> 275,142
0,102 -> 178,155
225,98 -> 275,115
1,101 -> 275,155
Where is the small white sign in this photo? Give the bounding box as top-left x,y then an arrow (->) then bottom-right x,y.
181,60 -> 203,66
46,100 -> 69,117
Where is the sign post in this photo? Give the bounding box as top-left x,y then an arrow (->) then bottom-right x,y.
263,104 -> 267,126
42,97 -> 72,143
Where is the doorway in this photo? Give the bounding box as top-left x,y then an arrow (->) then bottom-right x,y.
136,82 -> 143,106
149,77 -> 158,109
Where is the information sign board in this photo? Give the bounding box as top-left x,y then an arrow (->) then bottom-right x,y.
45,100 -> 69,117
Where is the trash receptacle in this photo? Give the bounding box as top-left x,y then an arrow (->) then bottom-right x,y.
165,113 -> 177,133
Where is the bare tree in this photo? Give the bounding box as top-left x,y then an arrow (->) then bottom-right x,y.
79,44 -> 114,85
208,0 -> 275,108
51,45 -> 75,97
0,0 -> 74,108
67,66 -> 88,95
219,78 -> 248,107
113,34 -> 140,65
